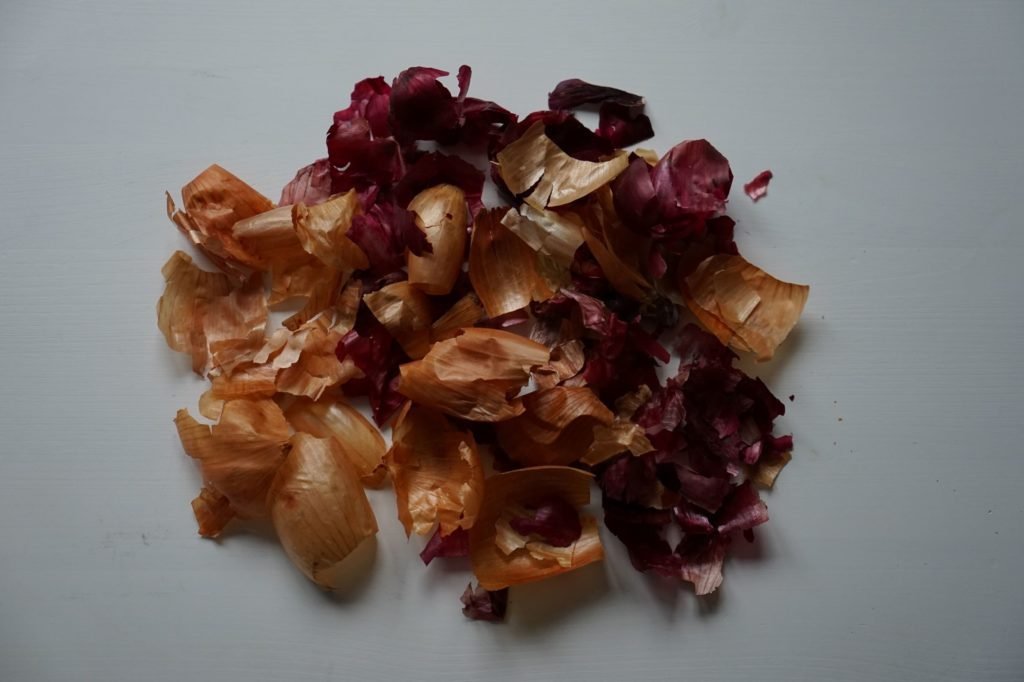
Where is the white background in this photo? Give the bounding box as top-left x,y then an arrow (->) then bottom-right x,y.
1,1 -> 1022,680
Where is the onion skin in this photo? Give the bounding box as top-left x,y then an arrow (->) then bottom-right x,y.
268,433 -> 378,589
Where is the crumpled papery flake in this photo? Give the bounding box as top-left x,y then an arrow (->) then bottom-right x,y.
683,254 -> 809,361
348,203 -> 431,277
599,325 -> 787,594
198,364 -> 278,420
421,527 -> 470,565
613,139 -> 734,241
222,204 -> 336,310
191,485 -> 235,538
496,122 -> 628,210
157,252 -> 268,376
280,158 -> 333,206
157,251 -> 232,375
203,276 -> 271,374
335,310 -> 407,426
548,78 -> 645,112
470,466 -> 603,590
386,402 -> 484,537
292,190 -> 368,271
194,282 -> 361,420
363,281 -> 434,359
532,340 -> 586,390
577,187 -> 652,300
166,165 -> 275,278
268,433 -> 378,589
744,170 -> 773,202
398,328 -> 550,422
431,293 -> 485,342
548,78 -> 653,149
255,288 -> 362,400
496,386 -> 614,466
500,204 -> 585,271
469,208 -> 554,318
748,450 -> 792,489
230,205 -> 311,273
273,322 -> 355,400
175,399 -> 291,533
460,583 -> 508,622
582,418 -> 654,466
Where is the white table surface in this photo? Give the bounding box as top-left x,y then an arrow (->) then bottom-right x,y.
2,1 -> 1022,680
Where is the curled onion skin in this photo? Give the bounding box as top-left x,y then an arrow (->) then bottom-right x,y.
470,466 -> 604,590
407,184 -> 468,295
497,122 -> 629,209
174,399 -> 290,521
398,328 -> 550,422
684,254 -> 809,361
386,403 -> 484,536
268,433 -> 378,589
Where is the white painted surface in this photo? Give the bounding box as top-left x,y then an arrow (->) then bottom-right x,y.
1,1 -> 1022,680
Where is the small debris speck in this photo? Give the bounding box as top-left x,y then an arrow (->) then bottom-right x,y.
837,417 -> 843,422
788,394 -> 795,402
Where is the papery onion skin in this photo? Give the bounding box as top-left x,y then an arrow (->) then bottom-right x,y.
268,433 -> 378,589
496,122 -> 629,210
174,399 -> 290,520
167,164 -> 275,277
460,582 -> 508,622
285,398 -> 388,485
397,328 -> 550,422
292,190 -> 368,271
469,208 -> 554,319
744,170 -> 773,202
157,251 -> 232,375
386,402 -> 484,536
495,386 -> 613,467
683,254 -> 809,361
363,281 -> 434,359
470,466 -> 603,590
407,184 -> 468,295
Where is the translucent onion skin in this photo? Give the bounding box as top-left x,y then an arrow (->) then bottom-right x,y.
397,328 -> 551,422
470,466 -> 604,590
292,189 -> 368,271
495,386 -> 613,466
385,402 -> 484,536
174,399 -> 290,521
684,254 -> 809,361
407,184 -> 468,295
284,398 -> 388,485
496,122 -> 628,209
469,207 -> 553,318
268,433 -> 378,589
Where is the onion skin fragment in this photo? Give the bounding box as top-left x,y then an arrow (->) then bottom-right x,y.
470,466 -> 604,590
268,433 -> 378,589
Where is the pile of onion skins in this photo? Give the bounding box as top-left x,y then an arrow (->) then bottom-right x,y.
158,66 -> 808,622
